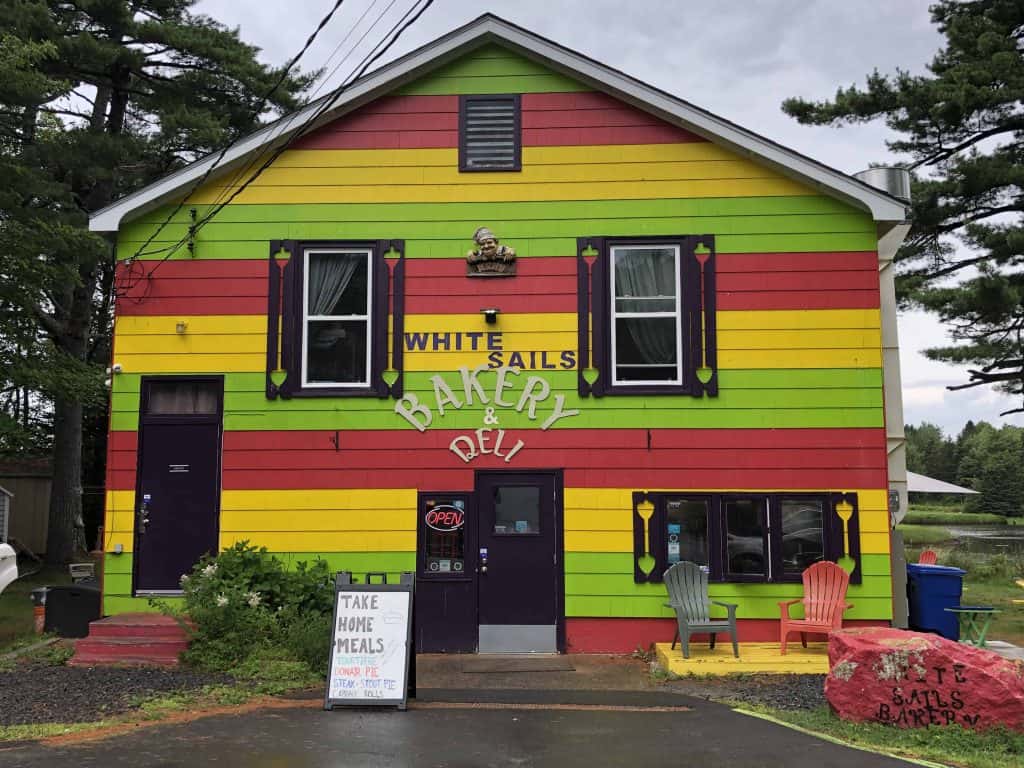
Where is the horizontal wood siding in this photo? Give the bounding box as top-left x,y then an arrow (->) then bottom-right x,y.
104,43 -> 892,623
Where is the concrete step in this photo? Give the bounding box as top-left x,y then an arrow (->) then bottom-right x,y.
70,637 -> 188,667
69,613 -> 192,667
86,613 -> 191,640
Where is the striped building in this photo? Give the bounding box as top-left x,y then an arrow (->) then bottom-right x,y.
90,15 -> 910,653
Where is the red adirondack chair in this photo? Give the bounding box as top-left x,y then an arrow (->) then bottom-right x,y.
918,549 -> 938,565
778,561 -> 852,654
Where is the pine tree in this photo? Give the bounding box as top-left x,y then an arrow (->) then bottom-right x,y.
783,0 -> 1024,414
0,1 -> 313,562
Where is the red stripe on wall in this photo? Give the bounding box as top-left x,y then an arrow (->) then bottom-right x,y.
565,618 -> 889,652
717,291 -> 880,311
106,428 -> 887,491
717,252 -> 877,272
213,467 -> 887,491
113,255 -> 880,316
291,91 -> 704,150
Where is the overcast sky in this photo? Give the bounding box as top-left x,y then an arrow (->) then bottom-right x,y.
196,0 -> 1024,436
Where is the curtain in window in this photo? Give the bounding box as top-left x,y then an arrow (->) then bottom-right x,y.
308,254 -> 360,316
614,250 -> 677,367
147,382 -> 217,414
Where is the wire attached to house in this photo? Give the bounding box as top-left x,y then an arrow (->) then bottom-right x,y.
116,0 -> 350,294
117,0 -> 435,299
183,0 -> 435,243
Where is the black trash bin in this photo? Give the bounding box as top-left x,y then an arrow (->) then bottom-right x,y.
44,583 -> 101,638
906,563 -> 965,641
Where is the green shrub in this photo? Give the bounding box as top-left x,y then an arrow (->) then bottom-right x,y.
168,541 -> 334,677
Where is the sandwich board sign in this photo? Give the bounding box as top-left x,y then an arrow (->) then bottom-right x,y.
324,572 -> 414,711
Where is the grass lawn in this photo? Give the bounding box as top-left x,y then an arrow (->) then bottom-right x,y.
752,706 -> 1024,768
0,561 -> 72,652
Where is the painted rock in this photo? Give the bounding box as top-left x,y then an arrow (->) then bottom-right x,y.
825,627 -> 1024,731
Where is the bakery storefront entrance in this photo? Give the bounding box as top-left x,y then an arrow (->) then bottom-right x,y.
415,470 -> 565,654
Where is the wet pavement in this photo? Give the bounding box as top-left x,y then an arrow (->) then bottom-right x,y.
2,687 -> 916,768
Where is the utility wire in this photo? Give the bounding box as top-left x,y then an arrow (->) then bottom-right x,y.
183,0 -> 434,244
201,0 -> 399,216
117,0 -> 349,291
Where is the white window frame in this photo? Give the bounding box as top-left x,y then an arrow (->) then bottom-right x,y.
301,248 -> 373,388
609,244 -> 683,386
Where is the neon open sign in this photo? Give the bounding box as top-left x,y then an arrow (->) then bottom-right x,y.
425,505 -> 465,532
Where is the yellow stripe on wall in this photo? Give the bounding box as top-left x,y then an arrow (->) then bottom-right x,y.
112,310 -> 882,375
114,310 -> 882,339
105,488 -> 889,554
267,144 -> 767,170
188,178 -> 817,206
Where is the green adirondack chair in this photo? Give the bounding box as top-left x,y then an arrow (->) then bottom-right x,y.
664,561 -> 739,659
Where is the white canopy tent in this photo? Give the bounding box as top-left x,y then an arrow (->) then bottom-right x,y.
906,471 -> 979,495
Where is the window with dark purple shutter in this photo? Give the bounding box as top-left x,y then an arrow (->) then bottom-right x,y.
265,239 -> 405,399
576,235 -> 718,398
632,492 -> 861,585
459,95 -> 521,172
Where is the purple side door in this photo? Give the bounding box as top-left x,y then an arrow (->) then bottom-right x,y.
134,378 -> 222,593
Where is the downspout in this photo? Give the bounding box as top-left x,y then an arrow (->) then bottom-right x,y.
854,167 -> 911,627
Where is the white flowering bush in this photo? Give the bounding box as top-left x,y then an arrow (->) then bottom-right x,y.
171,541 -> 333,673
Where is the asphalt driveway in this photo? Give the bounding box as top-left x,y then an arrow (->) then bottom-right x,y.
1,689 -> 917,768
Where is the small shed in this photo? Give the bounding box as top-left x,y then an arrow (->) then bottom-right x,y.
0,485 -> 11,542
0,459 -> 51,553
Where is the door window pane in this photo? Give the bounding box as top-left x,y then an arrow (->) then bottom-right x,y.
725,498 -> 766,576
146,381 -> 218,415
780,498 -> 825,575
665,497 -> 709,566
492,486 -> 540,535
422,499 -> 466,575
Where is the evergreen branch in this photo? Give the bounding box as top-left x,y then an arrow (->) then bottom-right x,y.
913,120 -> 1024,168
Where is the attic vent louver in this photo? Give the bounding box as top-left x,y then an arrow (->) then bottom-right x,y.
459,95 -> 521,172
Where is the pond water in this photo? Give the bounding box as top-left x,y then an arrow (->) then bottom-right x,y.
945,526 -> 1024,554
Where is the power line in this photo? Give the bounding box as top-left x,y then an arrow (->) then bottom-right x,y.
200,0 -> 399,216
184,0 -> 434,244
117,0 -> 350,290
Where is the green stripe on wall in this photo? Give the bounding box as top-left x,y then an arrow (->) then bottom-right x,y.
565,552 -> 892,578
126,196 -> 869,229
121,234 -> 878,261
109,369 -> 885,432
119,212 -> 875,247
566,595 -> 891,620
394,46 -> 590,96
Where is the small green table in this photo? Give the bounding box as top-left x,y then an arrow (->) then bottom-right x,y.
945,605 -> 1000,647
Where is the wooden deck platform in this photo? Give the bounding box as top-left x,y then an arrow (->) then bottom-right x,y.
655,642 -> 830,676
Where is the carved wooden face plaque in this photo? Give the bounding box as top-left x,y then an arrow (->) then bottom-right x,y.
466,226 -> 516,276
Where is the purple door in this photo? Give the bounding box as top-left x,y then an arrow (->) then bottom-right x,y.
476,471 -> 563,653
134,378 -> 223,594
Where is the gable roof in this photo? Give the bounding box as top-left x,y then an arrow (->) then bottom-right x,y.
89,13 -> 909,233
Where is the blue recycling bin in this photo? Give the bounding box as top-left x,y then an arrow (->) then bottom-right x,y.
906,563 -> 965,641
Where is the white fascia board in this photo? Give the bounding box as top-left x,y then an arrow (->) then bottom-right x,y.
90,16 -> 908,232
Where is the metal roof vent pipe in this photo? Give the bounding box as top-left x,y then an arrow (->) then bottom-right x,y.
854,166 -> 911,202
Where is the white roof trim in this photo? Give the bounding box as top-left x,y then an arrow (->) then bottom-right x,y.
90,14 -> 908,233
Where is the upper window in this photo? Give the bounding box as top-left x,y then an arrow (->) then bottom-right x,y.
611,245 -> 683,386
266,239 -> 396,399
302,249 -> 372,388
459,95 -> 521,172
579,235 -> 717,398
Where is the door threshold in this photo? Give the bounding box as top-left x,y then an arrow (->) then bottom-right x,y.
133,589 -> 184,597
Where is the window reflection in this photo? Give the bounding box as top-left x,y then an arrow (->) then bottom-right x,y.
780,498 -> 825,575
725,498 -> 766,576
665,498 -> 709,567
